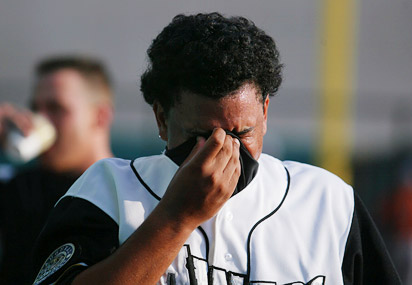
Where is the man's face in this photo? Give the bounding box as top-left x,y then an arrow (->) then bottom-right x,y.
31,69 -> 98,172
157,83 -> 269,160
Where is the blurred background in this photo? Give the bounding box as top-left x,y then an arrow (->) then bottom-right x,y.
0,0 -> 411,279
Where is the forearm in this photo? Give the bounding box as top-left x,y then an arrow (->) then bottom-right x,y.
72,206 -> 196,285
71,130 -> 239,284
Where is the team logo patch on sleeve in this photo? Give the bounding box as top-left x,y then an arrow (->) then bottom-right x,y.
34,243 -> 75,285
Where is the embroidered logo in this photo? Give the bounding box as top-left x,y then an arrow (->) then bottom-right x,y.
34,243 -> 75,285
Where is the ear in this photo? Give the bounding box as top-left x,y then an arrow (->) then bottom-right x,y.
153,101 -> 168,141
262,96 -> 270,135
95,103 -> 114,129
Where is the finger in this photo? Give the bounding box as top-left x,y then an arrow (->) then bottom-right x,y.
223,160 -> 241,197
0,104 -> 34,132
222,138 -> 240,177
191,128 -> 226,164
213,134 -> 235,172
10,110 -> 34,136
0,104 -> 23,134
226,149 -> 241,193
0,103 -> 16,123
15,110 -> 34,136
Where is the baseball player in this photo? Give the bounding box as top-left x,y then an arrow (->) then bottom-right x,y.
31,13 -> 400,284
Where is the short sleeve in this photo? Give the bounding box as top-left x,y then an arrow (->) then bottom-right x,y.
31,196 -> 119,284
342,191 -> 401,284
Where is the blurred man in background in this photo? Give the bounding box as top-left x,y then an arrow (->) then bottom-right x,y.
0,56 -> 114,284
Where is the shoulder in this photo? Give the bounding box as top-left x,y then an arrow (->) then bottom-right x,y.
75,155 -> 168,188
262,154 -> 355,219
61,156 -> 165,222
84,157 -> 132,174
284,159 -> 355,227
64,158 -> 130,196
260,153 -> 351,188
86,155 -> 167,174
282,159 -> 353,198
283,159 -> 348,185
1,166 -> 77,207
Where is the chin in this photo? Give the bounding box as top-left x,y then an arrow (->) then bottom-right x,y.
39,148 -> 62,169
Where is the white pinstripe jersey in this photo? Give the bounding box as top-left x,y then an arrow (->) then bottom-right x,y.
32,154 -> 400,284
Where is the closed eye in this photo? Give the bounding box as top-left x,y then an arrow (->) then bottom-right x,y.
232,127 -> 254,137
187,127 -> 254,138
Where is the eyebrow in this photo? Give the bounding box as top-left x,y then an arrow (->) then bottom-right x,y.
233,127 -> 254,136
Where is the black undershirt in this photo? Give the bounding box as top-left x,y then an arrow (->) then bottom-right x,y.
0,167 -> 79,284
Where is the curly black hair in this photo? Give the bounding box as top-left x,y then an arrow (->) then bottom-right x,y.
140,12 -> 283,114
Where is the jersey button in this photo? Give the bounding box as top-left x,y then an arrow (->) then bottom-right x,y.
224,253 -> 232,261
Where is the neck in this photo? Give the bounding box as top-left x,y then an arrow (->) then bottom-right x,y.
77,132 -> 113,172
89,137 -> 113,164
40,132 -> 113,175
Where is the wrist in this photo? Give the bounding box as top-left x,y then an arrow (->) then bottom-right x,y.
149,203 -> 199,236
